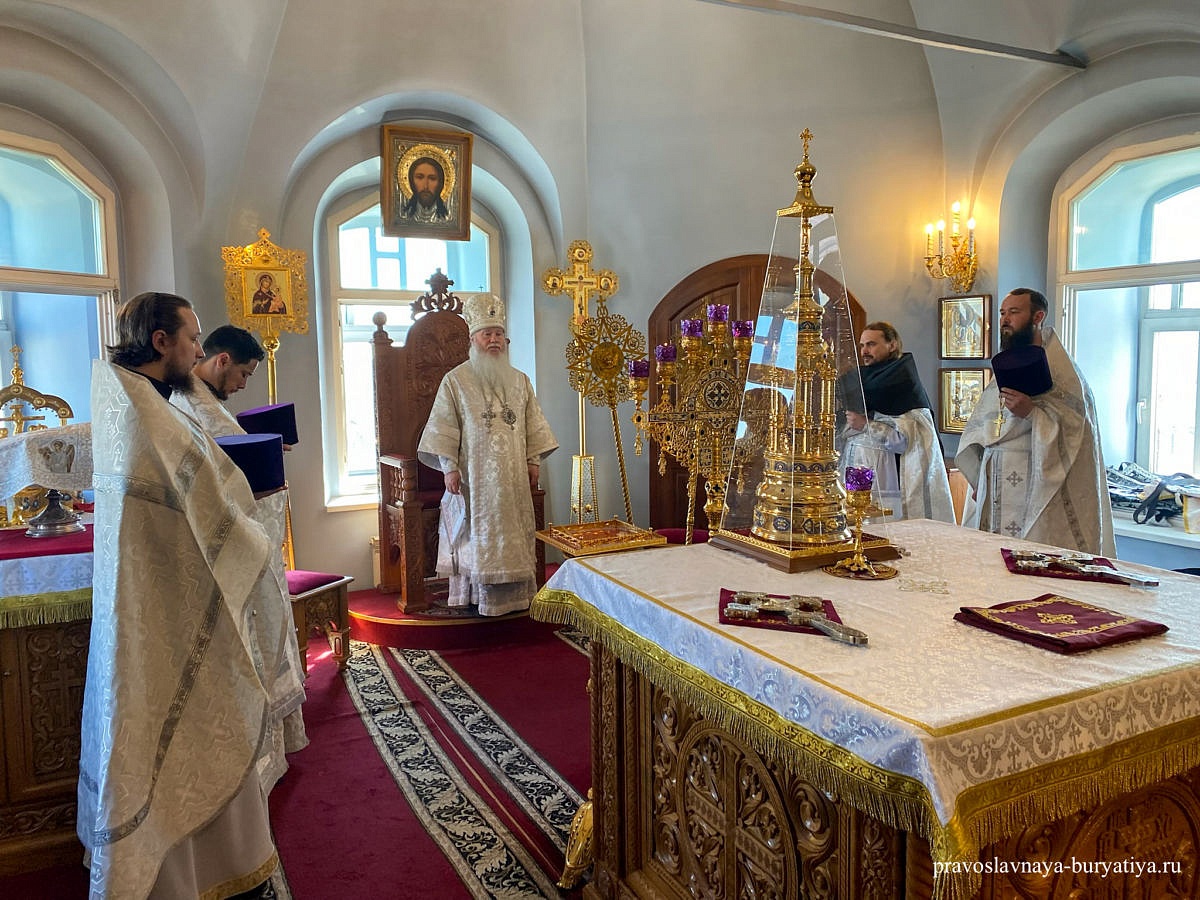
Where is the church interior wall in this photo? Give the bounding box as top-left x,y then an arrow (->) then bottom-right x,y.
1,1 -> 1200,581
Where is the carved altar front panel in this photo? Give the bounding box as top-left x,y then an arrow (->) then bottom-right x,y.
0,619 -> 89,874
586,644 -> 907,900
584,643 -> 1200,900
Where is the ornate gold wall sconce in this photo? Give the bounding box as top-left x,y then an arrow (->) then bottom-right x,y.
924,201 -> 977,294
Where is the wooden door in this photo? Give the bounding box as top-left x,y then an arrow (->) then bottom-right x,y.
646,255 -> 864,531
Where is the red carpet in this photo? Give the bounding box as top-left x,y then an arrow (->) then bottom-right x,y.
0,603 -> 591,899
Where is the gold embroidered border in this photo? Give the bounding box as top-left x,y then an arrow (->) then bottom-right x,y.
0,587 -> 92,629
534,587 -> 1200,900
531,588 -> 973,897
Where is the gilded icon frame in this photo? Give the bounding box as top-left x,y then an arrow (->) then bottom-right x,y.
939,367 -> 992,433
221,228 -> 309,337
939,294 -> 991,359
381,124 -> 472,241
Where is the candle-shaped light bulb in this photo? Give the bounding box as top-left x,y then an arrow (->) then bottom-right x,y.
936,219 -> 945,256
967,217 -> 976,254
951,201 -> 961,236
925,223 -> 934,257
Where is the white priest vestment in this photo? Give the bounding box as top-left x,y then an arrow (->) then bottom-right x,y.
955,328 -> 1115,555
170,372 -> 244,437
839,408 -> 956,523
418,361 -> 557,616
171,374 -> 308,787
80,362 -> 278,899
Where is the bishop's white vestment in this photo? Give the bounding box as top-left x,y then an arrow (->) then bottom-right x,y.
80,362 -> 281,899
955,328 -> 1115,555
418,361 -> 557,616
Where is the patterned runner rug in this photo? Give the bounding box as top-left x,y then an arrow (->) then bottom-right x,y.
338,625 -> 590,898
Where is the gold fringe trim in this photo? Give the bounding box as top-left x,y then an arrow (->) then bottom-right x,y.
0,587 -> 92,629
533,588 -> 1200,900
532,591 -> 951,851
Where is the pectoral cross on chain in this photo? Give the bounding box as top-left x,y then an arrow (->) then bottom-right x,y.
993,407 -> 1006,437
541,239 -> 619,322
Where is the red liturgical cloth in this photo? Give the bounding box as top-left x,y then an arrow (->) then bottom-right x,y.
718,588 -> 843,636
0,524 -> 93,561
955,594 -> 1168,654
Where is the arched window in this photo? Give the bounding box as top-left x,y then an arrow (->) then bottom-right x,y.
0,130 -> 119,421
323,194 -> 500,502
1062,141 -> 1200,476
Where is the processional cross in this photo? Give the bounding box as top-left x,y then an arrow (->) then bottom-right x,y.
543,241 -> 619,322
543,240 -> 644,523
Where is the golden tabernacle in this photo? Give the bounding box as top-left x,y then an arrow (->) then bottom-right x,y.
709,130 -> 899,572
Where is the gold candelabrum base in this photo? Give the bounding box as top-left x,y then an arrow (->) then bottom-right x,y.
823,488 -> 898,580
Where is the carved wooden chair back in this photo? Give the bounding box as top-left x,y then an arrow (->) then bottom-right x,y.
372,272 -> 470,607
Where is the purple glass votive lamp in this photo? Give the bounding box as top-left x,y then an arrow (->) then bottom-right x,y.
680,319 -> 704,339
706,304 -> 729,323
732,320 -> 755,339
844,466 -> 875,492
628,359 -> 651,379
655,343 -> 677,363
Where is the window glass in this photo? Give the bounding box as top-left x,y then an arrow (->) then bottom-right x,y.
1147,330 -> 1198,474
0,145 -> 105,275
1070,145 -> 1200,271
1065,141 -> 1200,479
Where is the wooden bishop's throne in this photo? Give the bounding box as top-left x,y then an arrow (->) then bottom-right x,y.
373,271 -> 547,612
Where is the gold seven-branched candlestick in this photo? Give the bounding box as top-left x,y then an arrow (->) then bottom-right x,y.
628,305 -> 754,542
823,466 -> 898,580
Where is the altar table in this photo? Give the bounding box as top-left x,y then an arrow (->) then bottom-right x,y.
533,519 -> 1200,899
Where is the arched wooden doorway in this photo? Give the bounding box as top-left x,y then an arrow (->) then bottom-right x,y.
646,254 -> 865,530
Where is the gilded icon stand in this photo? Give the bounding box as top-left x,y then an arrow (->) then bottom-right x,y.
222,227 -> 310,568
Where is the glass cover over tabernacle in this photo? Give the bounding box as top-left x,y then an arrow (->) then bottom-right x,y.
712,133 -> 893,570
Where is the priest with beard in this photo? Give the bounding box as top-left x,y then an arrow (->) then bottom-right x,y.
81,292 -> 282,898
418,292 -> 558,616
956,288 -> 1114,554
838,321 -> 955,522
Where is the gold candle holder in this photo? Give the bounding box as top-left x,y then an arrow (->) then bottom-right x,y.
823,469 -> 898,580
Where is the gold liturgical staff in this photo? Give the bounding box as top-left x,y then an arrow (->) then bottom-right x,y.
710,130 -> 899,573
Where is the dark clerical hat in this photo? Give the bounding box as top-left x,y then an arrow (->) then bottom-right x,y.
216,433 -> 285,494
236,401 -> 299,446
991,345 -> 1053,396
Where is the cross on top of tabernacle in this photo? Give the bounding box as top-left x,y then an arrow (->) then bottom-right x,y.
542,239 -> 619,324
799,128 -> 813,162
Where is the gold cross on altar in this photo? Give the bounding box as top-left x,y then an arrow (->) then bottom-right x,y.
542,239 -> 619,322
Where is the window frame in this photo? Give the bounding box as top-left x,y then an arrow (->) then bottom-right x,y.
323,191 -> 501,506
1059,137 -> 1200,475
0,130 -> 119,400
